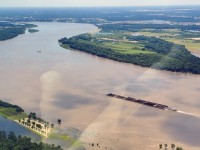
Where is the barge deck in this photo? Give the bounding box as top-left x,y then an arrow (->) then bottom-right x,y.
107,93 -> 177,112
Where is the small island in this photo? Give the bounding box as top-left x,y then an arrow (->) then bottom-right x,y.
59,31 -> 200,74
0,22 -> 37,41
28,28 -> 39,33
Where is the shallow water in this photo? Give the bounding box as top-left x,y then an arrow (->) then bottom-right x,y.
0,116 -> 41,141
0,22 -> 200,150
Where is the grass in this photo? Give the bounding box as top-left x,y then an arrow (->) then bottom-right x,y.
60,44 -> 70,49
49,133 -> 71,141
94,30 -> 165,54
0,107 -> 27,120
49,133 -> 83,149
163,37 -> 200,53
137,30 -> 200,53
138,30 -> 180,38
96,30 -> 132,39
101,41 -> 155,54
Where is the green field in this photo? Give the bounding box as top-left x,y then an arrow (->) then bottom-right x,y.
163,37 -> 200,53
0,107 -> 27,120
137,30 -> 200,53
96,29 -> 200,55
101,41 -> 155,54
49,132 -> 83,149
94,31 -> 156,54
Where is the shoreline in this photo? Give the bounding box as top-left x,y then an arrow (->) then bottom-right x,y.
88,27 -> 102,34
59,44 -> 200,76
60,43 -> 200,76
15,118 -> 52,138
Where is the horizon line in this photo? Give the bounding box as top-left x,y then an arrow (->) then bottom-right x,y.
0,5 -> 200,8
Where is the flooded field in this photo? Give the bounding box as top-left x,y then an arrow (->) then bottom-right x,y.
0,22 -> 200,150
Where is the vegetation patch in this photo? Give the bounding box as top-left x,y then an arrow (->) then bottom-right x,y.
0,22 -> 37,40
59,33 -> 200,74
136,29 -> 200,53
0,131 -> 63,150
48,132 -> 84,149
0,100 -> 26,120
28,28 -> 39,33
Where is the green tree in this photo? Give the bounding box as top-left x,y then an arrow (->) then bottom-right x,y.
36,124 -> 42,129
8,132 -> 17,142
159,144 -> 162,149
57,119 -> 61,125
164,144 -> 168,150
0,131 -> 63,150
171,144 -> 175,150
176,147 -> 183,150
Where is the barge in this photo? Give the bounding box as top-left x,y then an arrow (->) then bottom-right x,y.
107,93 -> 177,112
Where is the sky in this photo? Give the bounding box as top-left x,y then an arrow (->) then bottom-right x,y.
0,0 -> 200,7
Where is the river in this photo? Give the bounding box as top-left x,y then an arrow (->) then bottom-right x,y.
0,22 -> 200,150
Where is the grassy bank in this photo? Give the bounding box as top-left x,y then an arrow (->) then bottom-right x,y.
48,132 -> 84,150
0,107 -> 27,120
0,100 -> 27,120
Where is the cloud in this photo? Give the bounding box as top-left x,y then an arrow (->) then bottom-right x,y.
40,70 -> 61,109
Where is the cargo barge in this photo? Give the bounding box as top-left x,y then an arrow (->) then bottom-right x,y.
107,93 -> 177,112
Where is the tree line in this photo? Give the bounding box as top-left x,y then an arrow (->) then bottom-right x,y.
0,100 -> 24,113
98,24 -> 200,32
128,35 -> 200,73
0,22 -> 37,41
0,131 -> 63,150
0,7 -> 199,23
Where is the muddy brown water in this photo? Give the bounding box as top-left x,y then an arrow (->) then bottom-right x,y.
0,22 -> 200,150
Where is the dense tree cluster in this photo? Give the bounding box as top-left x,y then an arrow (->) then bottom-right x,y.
28,29 -> 39,33
128,35 -> 200,73
0,22 -> 37,41
0,27 -> 25,40
129,35 -> 189,54
28,112 -> 37,120
59,34 -> 200,74
0,131 -> 62,150
98,24 -> 200,32
28,112 -> 46,123
0,100 -> 24,113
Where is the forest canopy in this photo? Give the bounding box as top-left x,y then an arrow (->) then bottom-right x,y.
0,131 -> 63,150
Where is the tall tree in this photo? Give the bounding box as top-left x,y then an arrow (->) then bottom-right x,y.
57,119 -> 61,125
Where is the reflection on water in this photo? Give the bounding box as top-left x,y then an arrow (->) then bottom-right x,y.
0,22 -> 200,149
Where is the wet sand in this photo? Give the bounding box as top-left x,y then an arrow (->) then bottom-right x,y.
0,22 -> 200,150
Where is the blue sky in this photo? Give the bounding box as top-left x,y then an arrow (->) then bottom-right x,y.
0,0 -> 200,7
